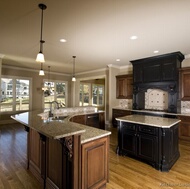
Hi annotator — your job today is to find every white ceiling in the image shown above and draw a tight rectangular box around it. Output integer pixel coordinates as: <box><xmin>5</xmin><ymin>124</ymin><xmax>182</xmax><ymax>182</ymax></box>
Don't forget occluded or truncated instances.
<box><xmin>1</xmin><ymin>0</ymin><xmax>190</xmax><ymax>74</ymax></box>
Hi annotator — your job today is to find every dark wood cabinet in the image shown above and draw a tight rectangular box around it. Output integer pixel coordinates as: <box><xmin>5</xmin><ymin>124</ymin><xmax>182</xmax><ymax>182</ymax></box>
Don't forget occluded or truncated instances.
<box><xmin>117</xmin><ymin>120</ymin><xmax>180</xmax><ymax>171</ymax></box>
<box><xmin>116</xmin><ymin>74</ymin><xmax>133</xmax><ymax>99</ymax></box>
<box><xmin>118</xmin><ymin>122</ymin><xmax>158</xmax><ymax>164</ymax></box>
<box><xmin>162</xmin><ymin>61</ymin><xmax>177</xmax><ymax>81</ymax></box>
<box><xmin>133</xmin><ymin>64</ymin><xmax>143</xmax><ymax>83</ymax></box>
<box><xmin>131</xmin><ymin>52</ymin><xmax>184</xmax><ymax>113</ymax></box>
<box><xmin>71</xmin><ymin>112</ymin><xmax>105</xmax><ymax>130</ymax></box>
<box><xmin>178</xmin><ymin>115</ymin><xmax>190</xmax><ymax>141</ymax></box>
<box><xmin>179</xmin><ymin>67</ymin><xmax>190</xmax><ymax>100</ymax></box>
<box><xmin>112</xmin><ymin>109</ymin><xmax>132</xmax><ymax>127</ymax></box>
<box><xmin>131</xmin><ymin>52</ymin><xmax>184</xmax><ymax>84</ymax></box>
<box><xmin>143</xmin><ymin>62</ymin><xmax>161</xmax><ymax>82</ymax></box>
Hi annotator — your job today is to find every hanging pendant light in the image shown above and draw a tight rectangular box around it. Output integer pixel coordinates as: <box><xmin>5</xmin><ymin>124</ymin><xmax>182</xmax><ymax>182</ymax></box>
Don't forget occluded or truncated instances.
<box><xmin>72</xmin><ymin>56</ymin><xmax>76</xmax><ymax>82</ymax></box>
<box><xmin>39</xmin><ymin>63</ymin><xmax>45</xmax><ymax>76</ymax></box>
<box><xmin>36</xmin><ymin>4</ymin><xmax>47</xmax><ymax>64</ymax></box>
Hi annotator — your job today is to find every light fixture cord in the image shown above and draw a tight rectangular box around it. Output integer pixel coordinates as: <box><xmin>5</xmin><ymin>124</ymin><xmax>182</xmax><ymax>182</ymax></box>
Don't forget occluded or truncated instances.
<box><xmin>40</xmin><ymin>7</ymin><xmax>44</xmax><ymax>53</ymax></box>
<box><xmin>73</xmin><ymin>56</ymin><xmax>76</xmax><ymax>77</ymax></box>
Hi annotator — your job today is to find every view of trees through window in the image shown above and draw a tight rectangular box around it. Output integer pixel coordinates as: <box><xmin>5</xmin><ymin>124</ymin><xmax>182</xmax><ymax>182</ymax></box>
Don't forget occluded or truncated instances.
<box><xmin>0</xmin><ymin>78</ymin><xmax>30</xmax><ymax>112</ymax></box>
<box><xmin>80</xmin><ymin>84</ymin><xmax>90</xmax><ymax>106</ymax></box>
<box><xmin>43</xmin><ymin>81</ymin><xmax>66</xmax><ymax>109</ymax></box>
<box><xmin>80</xmin><ymin>83</ymin><xmax>104</xmax><ymax>107</ymax></box>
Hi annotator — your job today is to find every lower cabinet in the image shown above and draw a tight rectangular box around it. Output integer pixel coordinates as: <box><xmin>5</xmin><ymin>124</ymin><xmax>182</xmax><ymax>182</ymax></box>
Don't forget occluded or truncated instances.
<box><xmin>178</xmin><ymin>115</ymin><xmax>190</xmax><ymax>141</ymax></box>
<box><xmin>112</xmin><ymin>109</ymin><xmax>132</xmax><ymax>127</ymax></box>
<box><xmin>117</xmin><ymin>121</ymin><xmax>179</xmax><ymax>171</ymax></box>
<box><xmin>81</xmin><ymin>136</ymin><xmax>109</xmax><ymax>189</ymax></box>
<box><xmin>27</xmin><ymin>129</ymin><xmax>109</xmax><ymax>189</ymax></box>
<box><xmin>71</xmin><ymin>112</ymin><xmax>105</xmax><ymax>130</ymax></box>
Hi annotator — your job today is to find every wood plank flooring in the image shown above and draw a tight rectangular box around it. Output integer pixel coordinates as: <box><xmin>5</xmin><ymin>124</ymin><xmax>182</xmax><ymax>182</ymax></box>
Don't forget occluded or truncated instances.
<box><xmin>0</xmin><ymin>123</ymin><xmax>190</xmax><ymax>189</ymax></box>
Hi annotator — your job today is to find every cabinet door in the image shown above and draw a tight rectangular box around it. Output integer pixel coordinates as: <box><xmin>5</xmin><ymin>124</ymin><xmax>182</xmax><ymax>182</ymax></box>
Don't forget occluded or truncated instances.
<box><xmin>116</xmin><ymin>75</ymin><xmax>133</xmax><ymax>99</ymax></box>
<box><xmin>133</xmin><ymin>64</ymin><xmax>143</xmax><ymax>84</ymax></box>
<box><xmin>180</xmin><ymin>68</ymin><xmax>190</xmax><ymax>100</ymax></box>
<box><xmin>162</xmin><ymin>62</ymin><xmax>176</xmax><ymax>81</ymax></box>
<box><xmin>143</xmin><ymin>62</ymin><xmax>161</xmax><ymax>82</ymax></box>
<box><xmin>137</xmin><ymin>134</ymin><xmax>158</xmax><ymax>162</ymax></box>
<box><xmin>81</xmin><ymin>136</ymin><xmax>109</xmax><ymax>189</ymax></box>
<box><xmin>112</xmin><ymin>109</ymin><xmax>131</xmax><ymax>127</ymax></box>
<box><xmin>178</xmin><ymin>115</ymin><xmax>190</xmax><ymax>140</ymax></box>
<box><xmin>120</xmin><ymin>124</ymin><xmax>137</xmax><ymax>155</ymax></box>
<box><xmin>71</xmin><ymin>115</ymin><xmax>86</xmax><ymax>125</ymax></box>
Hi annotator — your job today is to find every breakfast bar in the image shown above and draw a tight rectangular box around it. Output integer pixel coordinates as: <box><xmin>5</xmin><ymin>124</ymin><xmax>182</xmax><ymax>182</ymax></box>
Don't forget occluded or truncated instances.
<box><xmin>116</xmin><ymin>114</ymin><xmax>181</xmax><ymax>172</ymax></box>
<box><xmin>11</xmin><ymin>110</ymin><xmax>111</xmax><ymax>189</ymax></box>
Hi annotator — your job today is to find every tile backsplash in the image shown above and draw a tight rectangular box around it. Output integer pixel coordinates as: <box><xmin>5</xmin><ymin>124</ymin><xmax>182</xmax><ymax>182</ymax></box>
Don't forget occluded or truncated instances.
<box><xmin>145</xmin><ymin>89</ymin><xmax>168</xmax><ymax>110</ymax></box>
<box><xmin>119</xmin><ymin>99</ymin><xmax>133</xmax><ymax>109</ymax></box>
<box><xmin>181</xmin><ymin>101</ymin><xmax>190</xmax><ymax>113</ymax></box>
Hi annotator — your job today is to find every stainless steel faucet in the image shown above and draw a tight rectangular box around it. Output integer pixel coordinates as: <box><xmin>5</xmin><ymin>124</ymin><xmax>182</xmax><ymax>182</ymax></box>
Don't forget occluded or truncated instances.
<box><xmin>49</xmin><ymin>101</ymin><xmax>60</xmax><ymax>117</ymax></box>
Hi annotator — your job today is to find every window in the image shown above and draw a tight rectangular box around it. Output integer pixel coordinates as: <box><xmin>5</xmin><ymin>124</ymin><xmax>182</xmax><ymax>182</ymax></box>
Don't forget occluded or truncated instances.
<box><xmin>80</xmin><ymin>83</ymin><xmax>104</xmax><ymax>107</ymax></box>
<box><xmin>92</xmin><ymin>84</ymin><xmax>104</xmax><ymax>106</ymax></box>
<box><xmin>0</xmin><ymin>77</ymin><xmax>31</xmax><ymax>112</ymax></box>
<box><xmin>80</xmin><ymin>83</ymin><xmax>90</xmax><ymax>106</ymax></box>
<box><xmin>43</xmin><ymin>81</ymin><xmax>67</xmax><ymax>109</ymax></box>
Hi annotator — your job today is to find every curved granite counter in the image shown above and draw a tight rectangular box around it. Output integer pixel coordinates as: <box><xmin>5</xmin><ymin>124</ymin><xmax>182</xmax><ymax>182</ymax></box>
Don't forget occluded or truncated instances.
<box><xmin>11</xmin><ymin>110</ymin><xmax>111</xmax><ymax>189</ymax></box>
<box><xmin>11</xmin><ymin>110</ymin><xmax>111</xmax><ymax>143</ymax></box>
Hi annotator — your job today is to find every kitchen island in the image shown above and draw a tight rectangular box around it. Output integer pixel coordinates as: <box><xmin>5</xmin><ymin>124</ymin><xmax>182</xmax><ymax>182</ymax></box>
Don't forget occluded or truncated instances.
<box><xmin>116</xmin><ymin>114</ymin><xmax>180</xmax><ymax>172</ymax></box>
<box><xmin>11</xmin><ymin>109</ymin><xmax>111</xmax><ymax>189</ymax></box>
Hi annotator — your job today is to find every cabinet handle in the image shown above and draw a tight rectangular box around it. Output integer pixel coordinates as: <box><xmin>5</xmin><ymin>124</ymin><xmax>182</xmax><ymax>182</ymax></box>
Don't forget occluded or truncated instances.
<box><xmin>87</xmin><ymin>115</ymin><xmax>98</xmax><ymax>119</ymax></box>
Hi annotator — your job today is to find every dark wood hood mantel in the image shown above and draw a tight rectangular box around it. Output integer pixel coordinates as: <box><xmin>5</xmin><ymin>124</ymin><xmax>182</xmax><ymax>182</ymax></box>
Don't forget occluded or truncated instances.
<box><xmin>130</xmin><ymin>51</ymin><xmax>184</xmax><ymax>113</ymax></box>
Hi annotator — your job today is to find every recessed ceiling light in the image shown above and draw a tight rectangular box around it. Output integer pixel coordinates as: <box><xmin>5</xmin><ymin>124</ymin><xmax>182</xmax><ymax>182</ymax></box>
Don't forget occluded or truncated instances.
<box><xmin>60</xmin><ymin>39</ymin><xmax>67</xmax><ymax>43</ymax></box>
<box><xmin>154</xmin><ymin>50</ymin><xmax>159</xmax><ymax>53</ymax></box>
<box><xmin>116</xmin><ymin>59</ymin><xmax>120</xmax><ymax>62</ymax></box>
<box><xmin>130</xmin><ymin>36</ymin><xmax>138</xmax><ymax>40</ymax></box>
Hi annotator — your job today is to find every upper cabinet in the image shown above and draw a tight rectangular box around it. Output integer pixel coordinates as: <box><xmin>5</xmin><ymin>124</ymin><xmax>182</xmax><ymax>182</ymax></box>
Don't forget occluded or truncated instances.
<box><xmin>116</xmin><ymin>74</ymin><xmax>133</xmax><ymax>99</ymax></box>
<box><xmin>179</xmin><ymin>67</ymin><xmax>190</xmax><ymax>101</ymax></box>
<box><xmin>131</xmin><ymin>52</ymin><xmax>184</xmax><ymax>84</ymax></box>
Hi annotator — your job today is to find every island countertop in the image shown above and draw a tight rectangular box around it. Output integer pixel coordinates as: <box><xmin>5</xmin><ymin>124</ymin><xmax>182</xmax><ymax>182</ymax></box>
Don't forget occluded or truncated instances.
<box><xmin>11</xmin><ymin>110</ymin><xmax>111</xmax><ymax>144</ymax></box>
<box><xmin>116</xmin><ymin>114</ymin><xmax>181</xmax><ymax>128</ymax></box>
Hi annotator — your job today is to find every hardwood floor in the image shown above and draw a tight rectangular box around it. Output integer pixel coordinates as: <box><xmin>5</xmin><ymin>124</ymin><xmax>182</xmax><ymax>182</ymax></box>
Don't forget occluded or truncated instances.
<box><xmin>0</xmin><ymin>123</ymin><xmax>190</xmax><ymax>189</ymax></box>
<box><xmin>0</xmin><ymin>124</ymin><xmax>42</xmax><ymax>189</ymax></box>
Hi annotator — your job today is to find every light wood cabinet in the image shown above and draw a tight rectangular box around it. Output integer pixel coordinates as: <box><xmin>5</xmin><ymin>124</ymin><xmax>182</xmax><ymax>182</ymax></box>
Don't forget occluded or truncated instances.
<box><xmin>178</xmin><ymin>115</ymin><xmax>190</xmax><ymax>141</ymax></box>
<box><xmin>81</xmin><ymin>136</ymin><xmax>109</xmax><ymax>189</ymax></box>
<box><xmin>179</xmin><ymin>67</ymin><xmax>190</xmax><ymax>100</ymax></box>
<box><xmin>116</xmin><ymin>74</ymin><xmax>133</xmax><ymax>99</ymax></box>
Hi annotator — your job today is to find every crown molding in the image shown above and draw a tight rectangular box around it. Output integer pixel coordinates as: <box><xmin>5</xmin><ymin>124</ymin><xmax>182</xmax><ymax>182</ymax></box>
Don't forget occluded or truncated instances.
<box><xmin>2</xmin><ymin>65</ymin><xmax>70</xmax><ymax>76</ymax></box>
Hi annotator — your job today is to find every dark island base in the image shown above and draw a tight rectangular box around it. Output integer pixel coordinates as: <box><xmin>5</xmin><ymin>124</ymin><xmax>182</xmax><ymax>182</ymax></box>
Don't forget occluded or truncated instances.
<box><xmin>116</xmin><ymin>147</ymin><xmax>180</xmax><ymax>172</ymax></box>
<box><xmin>116</xmin><ymin>121</ymin><xmax>180</xmax><ymax>172</ymax></box>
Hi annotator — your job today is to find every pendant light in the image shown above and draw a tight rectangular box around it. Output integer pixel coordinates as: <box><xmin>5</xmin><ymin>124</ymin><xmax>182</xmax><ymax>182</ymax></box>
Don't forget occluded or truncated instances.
<box><xmin>72</xmin><ymin>56</ymin><xmax>76</xmax><ymax>82</ymax></box>
<box><xmin>39</xmin><ymin>63</ymin><xmax>45</xmax><ymax>76</ymax></box>
<box><xmin>36</xmin><ymin>3</ymin><xmax>47</xmax><ymax>76</ymax></box>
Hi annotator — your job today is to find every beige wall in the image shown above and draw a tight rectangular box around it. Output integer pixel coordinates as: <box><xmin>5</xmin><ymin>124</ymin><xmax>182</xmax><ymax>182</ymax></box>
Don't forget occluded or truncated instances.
<box><xmin>1</xmin><ymin>66</ymin><xmax>71</xmax><ymax>112</ymax></box>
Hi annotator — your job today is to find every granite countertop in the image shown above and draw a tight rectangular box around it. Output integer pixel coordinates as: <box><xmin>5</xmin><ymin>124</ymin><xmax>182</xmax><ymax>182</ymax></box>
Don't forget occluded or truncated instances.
<box><xmin>113</xmin><ymin>106</ymin><xmax>190</xmax><ymax>117</ymax></box>
<box><xmin>11</xmin><ymin>110</ymin><xmax>111</xmax><ymax>144</ymax></box>
<box><xmin>116</xmin><ymin>114</ymin><xmax>181</xmax><ymax>128</ymax></box>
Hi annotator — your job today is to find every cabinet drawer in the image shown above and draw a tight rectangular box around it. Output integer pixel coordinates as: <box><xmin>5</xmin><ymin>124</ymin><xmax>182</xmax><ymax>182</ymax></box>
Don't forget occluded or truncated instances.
<box><xmin>121</xmin><ymin>122</ymin><xmax>136</xmax><ymax>131</ymax></box>
<box><xmin>138</xmin><ymin>125</ymin><xmax>158</xmax><ymax>135</ymax></box>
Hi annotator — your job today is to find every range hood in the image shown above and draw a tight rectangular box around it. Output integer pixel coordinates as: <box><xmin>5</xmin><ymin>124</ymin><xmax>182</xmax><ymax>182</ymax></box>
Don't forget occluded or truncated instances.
<box><xmin>130</xmin><ymin>52</ymin><xmax>184</xmax><ymax>113</ymax></box>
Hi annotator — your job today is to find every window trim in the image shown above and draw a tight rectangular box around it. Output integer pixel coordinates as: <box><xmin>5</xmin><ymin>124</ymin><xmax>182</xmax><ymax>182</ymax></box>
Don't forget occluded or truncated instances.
<box><xmin>1</xmin><ymin>75</ymin><xmax>32</xmax><ymax>113</ymax></box>
<box><xmin>42</xmin><ymin>79</ymin><xmax>68</xmax><ymax>109</ymax></box>
<box><xmin>92</xmin><ymin>84</ymin><xmax>104</xmax><ymax>107</ymax></box>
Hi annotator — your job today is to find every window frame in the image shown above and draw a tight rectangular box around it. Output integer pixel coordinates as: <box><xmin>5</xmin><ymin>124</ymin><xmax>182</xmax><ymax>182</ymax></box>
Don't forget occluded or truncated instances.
<box><xmin>1</xmin><ymin>75</ymin><xmax>32</xmax><ymax>113</ymax></box>
<box><xmin>42</xmin><ymin>79</ymin><xmax>68</xmax><ymax>109</ymax></box>
<box><xmin>92</xmin><ymin>84</ymin><xmax>104</xmax><ymax>107</ymax></box>
<box><xmin>80</xmin><ymin>83</ymin><xmax>91</xmax><ymax>106</ymax></box>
